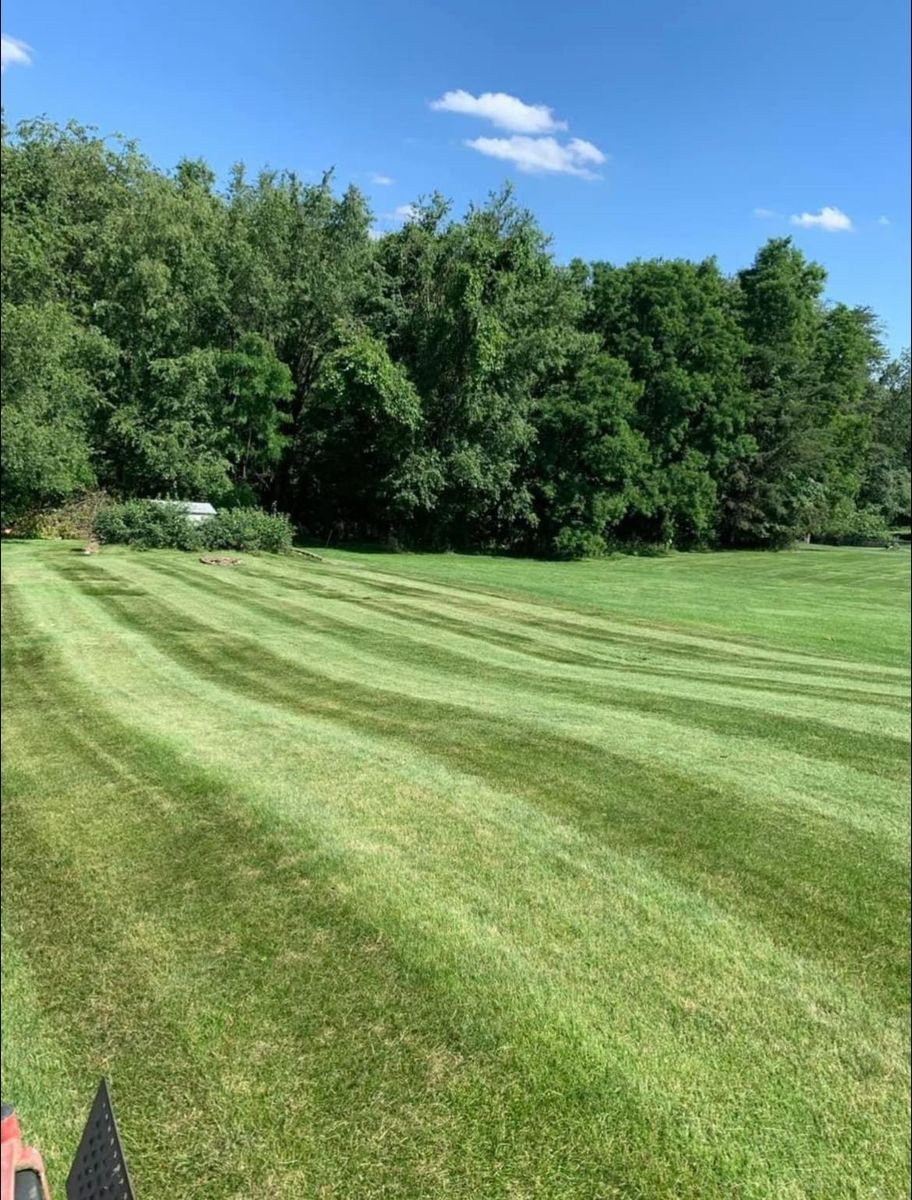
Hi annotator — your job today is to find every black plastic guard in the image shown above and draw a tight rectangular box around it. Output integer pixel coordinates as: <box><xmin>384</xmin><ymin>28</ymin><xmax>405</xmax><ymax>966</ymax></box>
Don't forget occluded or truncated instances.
<box><xmin>65</xmin><ymin>1079</ymin><xmax>134</xmax><ymax>1200</ymax></box>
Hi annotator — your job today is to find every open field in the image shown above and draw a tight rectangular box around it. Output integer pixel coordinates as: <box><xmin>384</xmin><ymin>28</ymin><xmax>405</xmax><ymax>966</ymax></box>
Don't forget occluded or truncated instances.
<box><xmin>2</xmin><ymin>540</ymin><xmax>910</xmax><ymax>1199</ymax></box>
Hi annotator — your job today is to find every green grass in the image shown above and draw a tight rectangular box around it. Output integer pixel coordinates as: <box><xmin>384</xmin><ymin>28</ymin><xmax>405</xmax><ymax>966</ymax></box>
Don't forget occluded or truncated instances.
<box><xmin>2</xmin><ymin>540</ymin><xmax>909</xmax><ymax>1199</ymax></box>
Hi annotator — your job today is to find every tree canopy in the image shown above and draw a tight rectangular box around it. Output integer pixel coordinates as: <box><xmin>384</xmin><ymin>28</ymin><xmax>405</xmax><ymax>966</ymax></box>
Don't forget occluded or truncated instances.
<box><xmin>2</xmin><ymin>116</ymin><xmax>908</xmax><ymax>552</ymax></box>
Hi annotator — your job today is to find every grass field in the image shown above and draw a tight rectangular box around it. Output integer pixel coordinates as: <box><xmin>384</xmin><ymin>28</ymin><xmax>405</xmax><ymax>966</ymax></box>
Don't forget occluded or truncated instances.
<box><xmin>2</xmin><ymin>539</ymin><xmax>909</xmax><ymax>1199</ymax></box>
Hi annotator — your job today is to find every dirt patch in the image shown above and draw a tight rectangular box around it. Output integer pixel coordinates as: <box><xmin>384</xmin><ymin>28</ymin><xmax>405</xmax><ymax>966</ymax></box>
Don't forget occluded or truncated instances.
<box><xmin>200</xmin><ymin>556</ymin><xmax>242</xmax><ymax>567</ymax></box>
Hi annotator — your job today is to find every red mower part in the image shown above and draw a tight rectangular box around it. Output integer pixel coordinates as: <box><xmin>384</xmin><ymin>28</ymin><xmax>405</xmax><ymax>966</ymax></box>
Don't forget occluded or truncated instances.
<box><xmin>1</xmin><ymin>1104</ymin><xmax>52</xmax><ymax>1200</ymax></box>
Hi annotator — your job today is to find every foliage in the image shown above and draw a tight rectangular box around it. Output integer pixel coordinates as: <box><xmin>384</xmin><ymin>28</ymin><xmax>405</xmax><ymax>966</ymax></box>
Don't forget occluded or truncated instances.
<box><xmin>588</xmin><ymin>257</ymin><xmax>749</xmax><ymax>547</ymax></box>
<box><xmin>717</xmin><ymin>242</ymin><xmax>887</xmax><ymax>547</ymax></box>
<box><xmin>298</xmin><ymin>330</ymin><xmax>422</xmax><ymax>534</ymax></box>
<box><xmin>810</xmin><ymin>500</ymin><xmax>894</xmax><ymax>546</ymax></box>
<box><xmin>93</xmin><ymin>500</ymin><xmax>202</xmax><ymax>550</ymax></box>
<box><xmin>199</xmin><ymin>507</ymin><xmax>293</xmax><ymax>553</ymax></box>
<box><xmin>859</xmin><ymin>350</ymin><xmax>911</xmax><ymax>523</ymax></box>
<box><xmin>23</xmin><ymin>491</ymin><xmax>112</xmax><ymax>540</ymax></box>
<box><xmin>0</xmin><ymin>302</ymin><xmax>115</xmax><ymax>523</ymax></box>
<box><xmin>105</xmin><ymin>348</ymin><xmax>234</xmax><ymax>501</ymax></box>
<box><xmin>551</xmin><ymin>527</ymin><xmax>610</xmax><ymax>560</ymax></box>
<box><xmin>216</xmin><ymin>333</ymin><xmax>293</xmax><ymax>485</ymax></box>
<box><xmin>374</xmin><ymin>188</ymin><xmax>588</xmax><ymax>548</ymax></box>
<box><xmin>92</xmin><ymin>499</ymin><xmax>293</xmax><ymax>553</ymax></box>
<box><xmin>1</xmin><ymin>116</ymin><xmax>907</xmax><ymax>555</ymax></box>
<box><xmin>530</xmin><ymin>352</ymin><xmax>649</xmax><ymax>557</ymax></box>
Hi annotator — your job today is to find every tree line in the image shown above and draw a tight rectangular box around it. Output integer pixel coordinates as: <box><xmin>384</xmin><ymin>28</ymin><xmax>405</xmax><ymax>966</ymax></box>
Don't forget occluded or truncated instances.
<box><xmin>2</xmin><ymin>116</ymin><xmax>909</xmax><ymax>554</ymax></box>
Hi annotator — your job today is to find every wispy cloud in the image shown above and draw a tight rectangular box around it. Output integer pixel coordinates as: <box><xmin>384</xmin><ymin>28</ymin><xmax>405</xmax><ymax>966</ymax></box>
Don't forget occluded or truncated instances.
<box><xmin>878</xmin><ymin>215</ymin><xmax>891</xmax><ymax>226</ymax></box>
<box><xmin>372</xmin><ymin>204</ymin><xmax>420</xmax><ymax>236</ymax></box>
<box><xmin>465</xmin><ymin>135</ymin><xmax>606</xmax><ymax>179</ymax></box>
<box><xmin>369</xmin><ymin>172</ymin><xmax>394</xmax><ymax>186</ymax></box>
<box><xmin>789</xmin><ymin>206</ymin><xmax>853</xmax><ymax>233</ymax></box>
<box><xmin>430</xmin><ymin>89</ymin><xmax>566</xmax><ymax>134</ymax></box>
<box><xmin>1</xmin><ymin>33</ymin><xmax>31</xmax><ymax>71</ymax></box>
<box><xmin>392</xmin><ymin>204</ymin><xmax>419</xmax><ymax>221</ymax></box>
<box><xmin>753</xmin><ymin>207</ymin><xmax>780</xmax><ymax>219</ymax></box>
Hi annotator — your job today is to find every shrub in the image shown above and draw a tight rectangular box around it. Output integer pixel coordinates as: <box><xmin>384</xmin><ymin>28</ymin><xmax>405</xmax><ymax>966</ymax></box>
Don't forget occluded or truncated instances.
<box><xmin>31</xmin><ymin>491</ymin><xmax>112</xmax><ymax>540</ymax></box>
<box><xmin>93</xmin><ymin>501</ymin><xmax>201</xmax><ymax>550</ymax></box>
<box><xmin>812</xmin><ymin>502</ymin><xmax>894</xmax><ymax>547</ymax></box>
<box><xmin>199</xmin><ymin>508</ymin><xmax>293</xmax><ymax>553</ymax></box>
<box><xmin>92</xmin><ymin>501</ymin><xmax>293</xmax><ymax>553</ymax></box>
<box><xmin>622</xmin><ymin>539</ymin><xmax>672</xmax><ymax>557</ymax></box>
<box><xmin>552</xmin><ymin>528</ymin><xmax>608</xmax><ymax>560</ymax></box>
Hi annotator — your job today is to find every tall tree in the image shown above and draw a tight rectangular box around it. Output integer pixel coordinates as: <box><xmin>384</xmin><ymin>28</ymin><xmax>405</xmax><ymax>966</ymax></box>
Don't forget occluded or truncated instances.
<box><xmin>378</xmin><ymin>187</ymin><xmax>593</xmax><ymax>548</ymax></box>
<box><xmin>589</xmin><ymin>257</ymin><xmax>749</xmax><ymax>546</ymax></box>
<box><xmin>1</xmin><ymin>302</ymin><xmax>115</xmax><ymax>521</ymax></box>
<box><xmin>860</xmin><ymin>349</ymin><xmax>912</xmax><ymax>524</ymax></box>
<box><xmin>530</xmin><ymin>352</ymin><xmax>650</xmax><ymax>557</ymax></box>
<box><xmin>217</xmin><ymin>333</ymin><xmax>293</xmax><ymax>495</ymax></box>
<box><xmin>222</xmin><ymin>169</ymin><xmax>378</xmax><ymax>512</ymax></box>
<box><xmin>298</xmin><ymin>331</ymin><xmax>423</xmax><ymax>537</ymax></box>
<box><xmin>722</xmin><ymin>238</ymin><xmax>827</xmax><ymax>545</ymax></box>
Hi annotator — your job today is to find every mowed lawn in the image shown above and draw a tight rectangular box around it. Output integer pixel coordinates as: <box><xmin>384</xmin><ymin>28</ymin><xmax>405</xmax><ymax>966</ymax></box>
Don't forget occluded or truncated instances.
<box><xmin>1</xmin><ymin>540</ymin><xmax>909</xmax><ymax>1200</ymax></box>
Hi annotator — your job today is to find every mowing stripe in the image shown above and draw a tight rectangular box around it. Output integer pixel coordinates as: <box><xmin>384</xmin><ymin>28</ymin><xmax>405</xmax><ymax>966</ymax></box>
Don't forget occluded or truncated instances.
<box><xmin>25</xmin><ymin>551</ymin><xmax>912</xmax><ymax>999</ymax></box>
<box><xmin>3</xmin><ymin>542</ymin><xmax>909</xmax><ymax>1200</ymax></box>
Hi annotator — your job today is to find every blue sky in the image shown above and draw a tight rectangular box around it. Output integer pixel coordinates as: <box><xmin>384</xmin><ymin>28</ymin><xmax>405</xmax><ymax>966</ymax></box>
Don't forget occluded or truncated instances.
<box><xmin>2</xmin><ymin>0</ymin><xmax>909</xmax><ymax>350</ymax></box>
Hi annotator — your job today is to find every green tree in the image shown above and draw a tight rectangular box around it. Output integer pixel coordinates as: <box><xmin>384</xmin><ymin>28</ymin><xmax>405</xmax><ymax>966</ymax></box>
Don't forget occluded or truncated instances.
<box><xmin>299</xmin><ymin>331</ymin><xmax>422</xmax><ymax>536</ymax></box>
<box><xmin>105</xmin><ymin>348</ymin><xmax>231</xmax><ymax>499</ymax></box>
<box><xmin>1</xmin><ymin>117</ymin><xmax>147</xmax><ymax>313</ymax></box>
<box><xmin>589</xmin><ymin>257</ymin><xmax>749</xmax><ymax>546</ymax></box>
<box><xmin>217</xmin><ymin>333</ymin><xmax>293</xmax><ymax>490</ymax></box>
<box><xmin>531</xmin><ymin>353</ymin><xmax>650</xmax><ymax>557</ymax></box>
<box><xmin>860</xmin><ymin>350</ymin><xmax>911</xmax><ymax>524</ymax></box>
<box><xmin>1</xmin><ymin>302</ymin><xmax>115</xmax><ymax>521</ymax></box>
<box><xmin>222</xmin><ymin>169</ymin><xmax>378</xmax><ymax>514</ymax></box>
<box><xmin>378</xmin><ymin>187</ymin><xmax>592</xmax><ymax>548</ymax></box>
<box><xmin>722</xmin><ymin>238</ymin><xmax>827</xmax><ymax>545</ymax></box>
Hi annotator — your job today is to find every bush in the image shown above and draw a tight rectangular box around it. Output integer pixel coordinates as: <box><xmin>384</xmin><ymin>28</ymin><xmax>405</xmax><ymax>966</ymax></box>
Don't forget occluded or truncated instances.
<box><xmin>552</xmin><ymin>528</ymin><xmax>608</xmax><ymax>560</ymax></box>
<box><xmin>28</xmin><ymin>491</ymin><xmax>112</xmax><ymax>540</ymax></box>
<box><xmin>92</xmin><ymin>501</ymin><xmax>293</xmax><ymax>553</ymax></box>
<box><xmin>812</xmin><ymin>503</ymin><xmax>894</xmax><ymax>547</ymax></box>
<box><xmin>623</xmin><ymin>539</ymin><xmax>672</xmax><ymax>557</ymax></box>
<box><xmin>200</xmin><ymin>508</ymin><xmax>293</xmax><ymax>553</ymax></box>
<box><xmin>93</xmin><ymin>501</ymin><xmax>201</xmax><ymax>550</ymax></box>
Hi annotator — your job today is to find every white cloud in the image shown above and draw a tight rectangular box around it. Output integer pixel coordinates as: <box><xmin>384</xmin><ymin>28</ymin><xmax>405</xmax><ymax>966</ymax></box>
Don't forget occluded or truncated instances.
<box><xmin>371</xmin><ymin>204</ymin><xmax>421</xmax><ymax>236</ymax></box>
<box><xmin>878</xmin><ymin>215</ymin><xmax>891</xmax><ymax>226</ymax></box>
<box><xmin>373</xmin><ymin>205</ymin><xmax>420</xmax><ymax>234</ymax></box>
<box><xmin>392</xmin><ymin>204</ymin><xmax>419</xmax><ymax>221</ymax></box>
<box><xmin>431</xmin><ymin>88</ymin><xmax>604</xmax><ymax>181</ymax></box>
<box><xmin>566</xmin><ymin>137</ymin><xmax>605</xmax><ymax>166</ymax></box>
<box><xmin>465</xmin><ymin>134</ymin><xmax>606</xmax><ymax>179</ymax></box>
<box><xmin>789</xmin><ymin>206</ymin><xmax>853</xmax><ymax>233</ymax></box>
<box><xmin>430</xmin><ymin>89</ymin><xmax>567</xmax><ymax>134</ymax></box>
<box><xmin>1</xmin><ymin>34</ymin><xmax>32</xmax><ymax>71</ymax></box>
<box><xmin>369</xmin><ymin>172</ymin><xmax>394</xmax><ymax>186</ymax></box>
